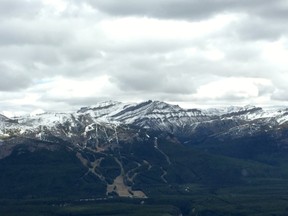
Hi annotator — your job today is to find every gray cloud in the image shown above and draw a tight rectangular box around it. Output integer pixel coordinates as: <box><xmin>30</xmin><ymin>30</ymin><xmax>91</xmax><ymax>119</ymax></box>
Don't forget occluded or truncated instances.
<box><xmin>0</xmin><ymin>0</ymin><xmax>43</xmax><ymax>19</ymax></box>
<box><xmin>86</xmin><ymin>0</ymin><xmax>288</xmax><ymax>43</ymax></box>
<box><xmin>87</xmin><ymin>0</ymin><xmax>229</xmax><ymax>19</ymax></box>
<box><xmin>86</xmin><ymin>0</ymin><xmax>285</xmax><ymax>20</ymax></box>
<box><xmin>0</xmin><ymin>64</ymin><xmax>32</xmax><ymax>91</ymax></box>
<box><xmin>0</xmin><ymin>19</ymin><xmax>71</xmax><ymax>46</ymax></box>
<box><xmin>229</xmin><ymin>16</ymin><xmax>288</xmax><ymax>42</ymax></box>
<box><xmin>257</xmin><ymin>84</ymin><xmax>275</xmax><ymax>97</ymax></box>
<box><xmin>255</xmin><ymin>2</ymin><xmax>288</xmax><ymax>21</ymax></box>
<box><xmin>105</xmin><ymin>52</ymin><xmax>197</xmax><ymax>95</ymax></box>
<box><xmin>271</xmin><ymin>90</ymin><xmax>288</xmax><ymax>101</ymax></box>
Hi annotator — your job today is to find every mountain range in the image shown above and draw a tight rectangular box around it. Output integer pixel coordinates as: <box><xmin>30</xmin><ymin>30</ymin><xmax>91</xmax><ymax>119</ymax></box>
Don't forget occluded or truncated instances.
<box><xmin>1</xmin><ymin>100</ymin><xmax>288</xmax><ymax>215</ymax></box>
<box><xmin>2</xmin><ymin>100</ymin><xmax>288</xmax><ymax>141</ymax></box>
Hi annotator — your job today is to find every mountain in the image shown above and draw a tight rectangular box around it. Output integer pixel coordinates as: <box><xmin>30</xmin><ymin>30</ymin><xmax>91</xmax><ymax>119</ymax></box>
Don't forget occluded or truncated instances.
<box><xmin>1</xmin><ymin>100</ymin><xmax>288</xmax><ymax>162</ymax></box>
<box><xmin>3</xmin><ymin>100</ymin><xmax>288</xmax><ymax>141</ymax></box>
<box><xmin>1</xmin><ymin>101</ymin><xmax>288</xmax><ymax>215</ymax></box>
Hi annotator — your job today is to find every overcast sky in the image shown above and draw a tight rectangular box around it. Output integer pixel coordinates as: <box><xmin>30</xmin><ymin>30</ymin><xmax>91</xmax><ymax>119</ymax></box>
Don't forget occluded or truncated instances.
<box><xmin>1</xmin><ymin>0</ymin><xmax>288</xmax><ymax>116</ymax></box>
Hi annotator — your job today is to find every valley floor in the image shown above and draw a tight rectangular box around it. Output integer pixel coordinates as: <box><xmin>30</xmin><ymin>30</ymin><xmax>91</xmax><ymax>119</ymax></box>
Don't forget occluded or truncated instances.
<box><xmin>2</xmin><ymin>180</ymin><xmax>288</xmax><ymax>216</ymax></box>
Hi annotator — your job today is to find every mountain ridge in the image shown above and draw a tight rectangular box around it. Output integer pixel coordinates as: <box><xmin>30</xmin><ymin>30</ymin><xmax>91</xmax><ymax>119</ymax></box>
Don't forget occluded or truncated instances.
<box><xmin>1</xmin><ymin>100</ymin><xmax>288</xmax><ymax>141</ymax></box>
